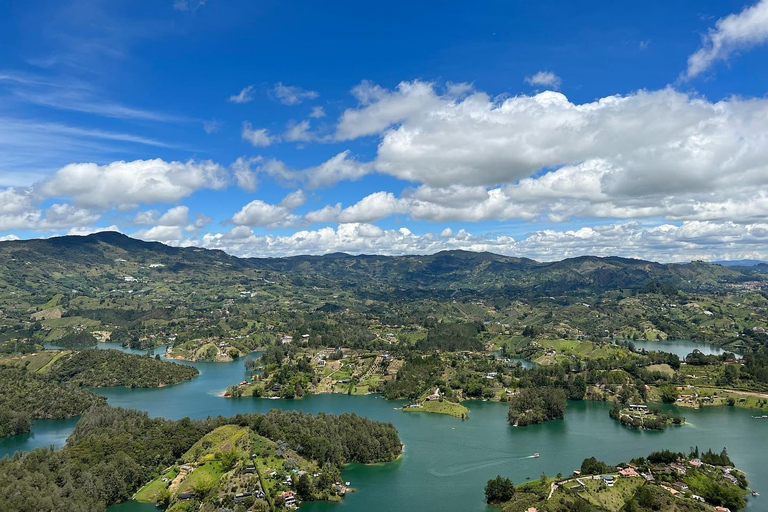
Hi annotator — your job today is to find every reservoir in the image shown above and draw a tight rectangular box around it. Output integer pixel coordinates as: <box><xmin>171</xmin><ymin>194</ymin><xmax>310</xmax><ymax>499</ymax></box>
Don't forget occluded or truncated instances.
<box><xmin>2</xmin><ymin>347</ymin><xmax>764</xmax><ymax>511</ymax></box>
<box><xmin>615</xmin><ymin>338</ymin><xmax>741</xmax><ymax>359</ymax></box>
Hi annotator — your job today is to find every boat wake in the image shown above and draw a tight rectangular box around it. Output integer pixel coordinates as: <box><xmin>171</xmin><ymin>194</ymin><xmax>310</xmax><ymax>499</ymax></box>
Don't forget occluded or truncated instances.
<box><xmin>429</xmin><ymin>454</ymin><xmax>536</xmax><ymax>477</ymax></box>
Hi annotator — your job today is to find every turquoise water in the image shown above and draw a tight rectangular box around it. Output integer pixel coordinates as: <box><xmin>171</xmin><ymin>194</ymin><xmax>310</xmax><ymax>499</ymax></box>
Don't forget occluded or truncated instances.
<box><xmin>2</xmin><ymin>347</ymin><xmax>764</xmax><ymax>511</ymax></box>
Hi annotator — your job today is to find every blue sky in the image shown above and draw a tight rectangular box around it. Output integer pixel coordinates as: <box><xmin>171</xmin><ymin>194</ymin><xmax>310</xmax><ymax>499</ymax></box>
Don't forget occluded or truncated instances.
<box><xmin>2</xmin><ymin>0</ymin><xmax>768</xmax><ymax>261</ymax></box>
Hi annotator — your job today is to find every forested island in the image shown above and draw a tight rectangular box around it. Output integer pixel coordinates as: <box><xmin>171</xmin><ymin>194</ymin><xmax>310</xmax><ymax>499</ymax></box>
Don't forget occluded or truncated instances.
<box><xmin>486</xmin><ymin>448</ymin><xmax>750</xmax><ymax>512</ymax></box>
<box><xmin>0</xmin><ymin>405</ymin><xmax>402</xmax><ymax>511</ymax></box>
<box><xmin>0</xmin><ymin>349</ymin><xmax>199</xmax><ymax>437</ymax></box>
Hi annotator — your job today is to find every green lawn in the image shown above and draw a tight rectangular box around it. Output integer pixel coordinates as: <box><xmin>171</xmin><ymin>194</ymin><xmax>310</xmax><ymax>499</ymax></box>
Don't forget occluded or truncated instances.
<box><xmin>135</xmin><ymin>467</ymin><xmax>178</xmax><ymax>503</ymax></box>
<box><xmin>403</xmin><ymin>400</ymin><xmax>469</xmax><ymax>418</ymax></box>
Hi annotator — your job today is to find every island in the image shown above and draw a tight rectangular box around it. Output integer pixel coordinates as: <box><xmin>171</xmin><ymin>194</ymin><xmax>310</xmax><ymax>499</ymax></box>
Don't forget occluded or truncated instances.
<box><xmin>0</xmin><ymin>348</ymin><xmax>199</xmax><ymax>437</ymax></box>
<box><xmin>487</xmin><ymin>448</ymin><xmax>750</xmax><ymax>512</ymax></box>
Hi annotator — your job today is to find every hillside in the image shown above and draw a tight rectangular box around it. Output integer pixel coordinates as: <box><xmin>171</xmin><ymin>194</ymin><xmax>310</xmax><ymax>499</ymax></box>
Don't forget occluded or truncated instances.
<box><xmin>0</xmin><ymin>232</ymin><xmax>766</xmax><ymax>356</ymax></box>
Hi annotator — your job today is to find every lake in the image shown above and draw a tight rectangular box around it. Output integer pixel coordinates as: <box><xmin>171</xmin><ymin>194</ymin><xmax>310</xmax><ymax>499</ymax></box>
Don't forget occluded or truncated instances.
<box><xmin>615</xmin><ymin>338</ymin><xmax>741</xmax><ymax>359</ymax></box>
<box><xmin>2</xmin><ymin>345</ymin><xmax>764</xmax><ymax>511</ymax></box>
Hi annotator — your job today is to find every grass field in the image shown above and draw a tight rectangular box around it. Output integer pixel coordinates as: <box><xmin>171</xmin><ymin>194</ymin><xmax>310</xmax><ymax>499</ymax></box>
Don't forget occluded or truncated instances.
<box><xmin>403</xmin><ymin>400</ymin><xmax>469</xmax><ymax>418</ymax></box>
<box><xmin>135</xmin><ymin>467</ymin><xmax>178</xmax><ymax>503</ymax></box>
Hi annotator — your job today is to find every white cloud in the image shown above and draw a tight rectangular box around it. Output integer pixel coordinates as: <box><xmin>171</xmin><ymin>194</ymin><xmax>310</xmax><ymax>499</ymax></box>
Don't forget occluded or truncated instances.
<box><xmin>157</xmin><ymin>206</ymin><xmax>190</xmax><ymax>226</ymax></box>
<box><xmin>173</xmin><ymin>0</ymin><xmax>207</xmax><ymax>12</ymax></box>
<box><xmin>231</xmin><ymin>156</ymin><xmax>262</xmax><ymax>192</ymax></box>
<box><xmin>284</xmin><ymin>120</ymin><xmax>316</xmax><ymax>142</ymax></box>
<box><xmin>230</xmin><ymin>200</ymin><xmax>298</xmax><ymax>228</ymax></box>
<box><xmin>66</xmin><ymin>225</ymin><xmax>120</xmax><ymax>237</ymax></box>
<box><xmin>309</xmin><ymin>106</ymin><xmax>326</xmax><ymax>118</ymax></box>
<box><xmin>0</xmin><ymin>234</ymin><xmax>19</xmax><ymax>242</ymax></box>
<box><xmin>133</xmin><ymin>210</ymin><xmax>158</xmax><ymax>225</ymax></box>
<box><xmin>39</xmin><ymin>204</ymin><xmax>100</xmax><ymax>229</ymax></box>
<box><xmin>525</xmin><ymin>71</ymin><xmax>562</xmax><ymax>89</ymax></box>
<box><xmin>334</xmin><ymin>82</ymin><xmax>768</xmax><ymax>221</ymax></box>
<box><xmin>38</xmin><ymin>158</ymin><xmax>228</xmax><ymax>209</ymax></box>
<box><xmin>198</xmin><ymin>220</ymin><xmax>768</xmax><ymax>262</ymax></box>
<box><xmin>242</xmin><ymin>122</ymin><xmax>276</xmax><ymax>147</ymax></box>
<box><xmin>229</xmin><ymin>85</ymin><xmax>255</xmax><ymax>104</ymax></box>
<box><xmin>337</xmin><ymin>80</ymin><xmax>439</xmax><ymax>140</ymax></box>
<box><xmin>203</xmin><ymin>120</ymin><xmax>221</xmax><ymax>133</ymax></box>
<box><xmin>686</xmin><ymin>0</ymin><xmax>768</xmax><ymax>78</ymax></box>
<box><xmin>272</xmin><ymin>82</ymin><xmax>319</xmax><ymax>106</ymax></box>
<box><xmin>279</xmin><ymin>189</ymin><xmax>307</xmax><ymax>209</ymax></box>
<box><xmin>134</xmin><ymin>225</ymin><xmax>186</xmax><ymax>243</ymax></box>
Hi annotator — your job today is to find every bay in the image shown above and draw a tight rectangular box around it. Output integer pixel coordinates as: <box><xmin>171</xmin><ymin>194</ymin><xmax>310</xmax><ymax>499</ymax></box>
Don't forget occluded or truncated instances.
<box><xmin>2</xmin><ymin>347</ymin><xmax>764</xmax><ymax>511</ymax></box>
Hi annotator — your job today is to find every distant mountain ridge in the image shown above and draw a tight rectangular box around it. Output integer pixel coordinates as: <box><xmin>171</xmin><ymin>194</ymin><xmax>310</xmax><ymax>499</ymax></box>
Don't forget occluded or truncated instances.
<box><xmin>0</xmin><ymin>232</ymin><xmax>760</xmax><ymax>301</ymax></box>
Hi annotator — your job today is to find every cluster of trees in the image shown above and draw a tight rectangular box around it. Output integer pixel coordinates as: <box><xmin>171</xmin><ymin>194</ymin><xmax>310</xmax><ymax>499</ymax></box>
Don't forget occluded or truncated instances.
<box><xmin>53</xmin><ymin>330</ymin><xmax>98</xmax><ymax>348</ymax></box>
<box><xmin>507</xmin><ymin>387</ymin><xmax>567</xmax><ymax>426</ymax></box>
<box><xmin>381</xmin><ymin>355</ymin><xmax>444</xmax><ymax>400</ymax></box>
<box><xmin>47</xmin><ymin>349</ymin><xmax>199</xmax><ymax>388</ymax></box>
<box><xmin>609</xmin><ymin>402</ymin><xmax>683</xmax><ymax>430</ymax></box>
<box><xmin>0</xmin><ymin>404</ymin><xmax>402</xmax><ymax>511</ymax></box>
<box><xmin>250</xmin><ymin>409</ymin><xmax>402</xmax><ymax>466</ymax></box>
<box><xmin>0</xmin><ymin>368</ymin><xmax>105</xmax><ymax>437</ymax></box>
<box><xmin>484</xmin><ymin>475</ymin><xmax>515</xmax><ymax>503</ymax></box>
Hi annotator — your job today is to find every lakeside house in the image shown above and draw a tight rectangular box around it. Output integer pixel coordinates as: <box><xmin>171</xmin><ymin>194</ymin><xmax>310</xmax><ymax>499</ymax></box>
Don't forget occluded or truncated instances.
<box><xmin>619</xmin><ymin>467</ymin><xmax>639</xmax><ymax>477</ymax></box>
<box><xmin>426</xmin><ymin>387</ymin><xmax>441</xmax><ymax>401</ymax></box>
<box><xmin>628</xmin><ymin>404</ymin><xmax>648</xmax><ymax>412</ymax></box>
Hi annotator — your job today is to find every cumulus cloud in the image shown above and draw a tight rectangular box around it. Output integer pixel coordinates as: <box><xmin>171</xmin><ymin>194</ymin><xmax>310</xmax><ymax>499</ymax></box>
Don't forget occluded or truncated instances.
<box><xmin>39</xmin><ymin>204</ymin><xmax>100</xmax><ymax>229</ymax></box>
<box><xmin>242</xmin><ymin>122</ymin><xmax>276</xmax><ymax>147</ymax></box>
<box><xmin>38</xmin><ymin>158</ymin><xmax>228</xmax><ymax>209</ymax></box>
<box><xmin>234</xmin><ymin>151</ymin><xmax>371</xmax><ymax>189</ymax></box>
<box><xmin>309</xmin><ymin>106</ymin><xmax>326</xmax><ymax>118</ymax></box>
<box><xmin>230</xmin><ymin>200</ymin><xmax>298</xmax><ymax>228</ymax></box>
<box><xmin>686</xmin><ymin>0</ymin><xmax>768</xmax><ymax>78</ymax></box>
<box><xmin>231</xmin><ymin>156</ymin><xmax>261</xmax><ymax>192</ymax></box>
<box><xmin>284</xmin><ymin>120</ymin><xmax>316</xmax><ymax>142</ymax></box>
<box><xmin>331</xmin><ymin>82</ymin><xmax>768</xmax><ymax>223</ymax></box>
<box><xmin>279</xmin><ymin>189</ymin><xmax>307</xmax><ymax>209</ymax></box>
<box><xmin>157</xmin><ymin>206</ymin><xmax>190</xmax><ymax>226</ymax></box>
<box><xmin>525</xmin><ymin>71</ymin><xmax>562</xmax><ymax>89</ymax></box>
<box><xmin>229</xmin><ymin>85</ymin><xmax>255</xmax><ymax>104</ymax></box>
<box><xmin>272</xmin><ymin>82</ymin><xmax>319</xmax><ymax>106</ymax></box>
<box><xmin>0</xmin><ymin>234</ymin><xmax>19</xmax><ymax>242</ymax></box>
<box><xmin>198</xmin><ymin>220</ymin><xmax>768</xmax><ymax>262</ymax></box>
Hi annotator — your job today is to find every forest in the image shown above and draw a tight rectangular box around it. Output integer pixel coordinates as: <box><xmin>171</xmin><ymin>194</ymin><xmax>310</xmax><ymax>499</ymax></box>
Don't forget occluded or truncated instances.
<box><xmin>0</xmin><ymin>405</ymin><xmax>402</xmax><ymax>511</ymax></box>
<box><xmin>0</xmin><ymin>349</ymin><xmax>198</xmax><ymax>437</ymax></box>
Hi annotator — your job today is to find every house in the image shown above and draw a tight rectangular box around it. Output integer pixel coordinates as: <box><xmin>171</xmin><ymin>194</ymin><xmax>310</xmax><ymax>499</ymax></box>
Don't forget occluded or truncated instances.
<box><xmin>178</xmin><ymin>492</ymin><xmax>196</xmax><ymax>501</ymax></box>
<box><xmin>426</xmin><ymin>387</ymin><xmax>441</xmax><ymax>401</ymax></box>
<box><xmin>619</xmin><ymin>467</ymin><xmax>639</xmax><ymax>477</ymax></box>
<box><xmin>318</xmin><ymin>359</ymin><xmax>326</xmax><ymax>368</ymax></box>
<box><xmin>674</xmin><ymin>482</ymin><xmax>689</xmax><ymax>491</ymax></box>
<box><xmin>628</xmin><ymin>404</ymin><xmax>648</xmax><ymax>412</ymax></box>
<box><xmin>669</xmin><ymin>463</ymin><xmax>688</xmax><ymax>474</ymax></box>
<box><xmin>525</xmin><ymin>508</ymin><xmax>539</xmax><ymax>512</ymax></box>
<box><xmin>280</xmin><ymin>491</ymin><xmax>297</xmax><ymax>507</ymax></box>
<box><xmin>602</xmin><ymin>475</ymin><xmax>615</xmax><ymax>487</ymax></box>
<box><xmin>715</xmin><ymin>507</ymin><xmax>731</xmax><ymax>512</ymax></box>
<box><xmin>689</xmin><ymin>459</ymin><xmax>702</xmax><ymax>467</ymax></box>
<box><xmin>244</xmin><ymin>465</ymin><xmax>256</xmax><ymax>474</ymax></box>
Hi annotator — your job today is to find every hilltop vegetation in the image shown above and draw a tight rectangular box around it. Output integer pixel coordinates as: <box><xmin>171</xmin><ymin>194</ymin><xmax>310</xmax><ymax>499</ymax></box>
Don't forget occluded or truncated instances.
<box><xmin>488</xmin><ymin>448</ymin><xmax>749</xmax><ymax>512</ymax></box>
<box><xmin>1</xmin><ymin>232</ymin><xmax>767</xmax><ymax>361</ymax></box>
<box><xmin>0</xmin><ymin>405</ymin><xmax>402</xmax><ymax>511</ymax></box>
<box><xmin>0</xmin><ymin>349</ymin><xmax>198</xmax><ymax>437</ymax></box>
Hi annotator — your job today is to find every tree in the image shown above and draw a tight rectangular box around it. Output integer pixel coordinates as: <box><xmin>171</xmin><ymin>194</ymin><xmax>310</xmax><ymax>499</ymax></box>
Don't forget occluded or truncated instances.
<box><xmin>296</xmin><ymin>473</ymin><xmax>313</xmax><ymax>501</ymax></box>
<box><xmin>658</xmin><ymin>384</ymin><xmax>678</xmax><ymax>403</ymax></box>
<box><xmin>484</xmin><ymin>476</ymin><xmax>515</xmax><ymax>503</ymax></box>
